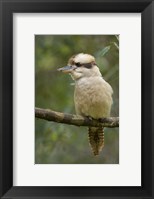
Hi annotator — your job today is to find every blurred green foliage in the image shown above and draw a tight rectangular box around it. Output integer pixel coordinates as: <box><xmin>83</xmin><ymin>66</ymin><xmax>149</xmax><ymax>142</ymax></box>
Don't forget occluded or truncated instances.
<box><xmin>35</xmin><ymin>35</ymin><xmax>119</xmax><ymax>164</ymax></box>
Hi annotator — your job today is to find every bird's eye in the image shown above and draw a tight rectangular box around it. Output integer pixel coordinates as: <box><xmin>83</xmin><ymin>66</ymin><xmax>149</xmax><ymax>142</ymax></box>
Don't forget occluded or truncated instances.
<box><xmin>76</xmin><ymin>62</ymin><xmax>81</xmax><ymax>67</ymax></box>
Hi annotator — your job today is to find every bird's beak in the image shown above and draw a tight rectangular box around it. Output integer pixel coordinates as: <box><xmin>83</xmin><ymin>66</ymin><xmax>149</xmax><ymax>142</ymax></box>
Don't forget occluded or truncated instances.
<box><xmin>57</xmin><ymin>65</ymin><xmax>75</xmax><ymax>73</ymax></box>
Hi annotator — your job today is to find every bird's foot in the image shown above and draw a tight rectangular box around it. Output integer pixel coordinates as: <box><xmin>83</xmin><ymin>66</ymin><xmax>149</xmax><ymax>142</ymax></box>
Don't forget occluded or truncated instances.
<box><xmin>98</xmin><ymin>117</ymin><xmax>106</xmax><ymax>122</ymax></box>
<box><xmin>87</xmin><ymin>116</ymin><xmax>93</xmax><ymax>121</ymax></box>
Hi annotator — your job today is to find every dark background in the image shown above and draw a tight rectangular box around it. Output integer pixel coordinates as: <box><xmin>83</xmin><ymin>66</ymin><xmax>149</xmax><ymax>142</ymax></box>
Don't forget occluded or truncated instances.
<box><xmin>35</xmin><ymin>35</ymin><xmax>119</xmax><ymax>164</ymax></box>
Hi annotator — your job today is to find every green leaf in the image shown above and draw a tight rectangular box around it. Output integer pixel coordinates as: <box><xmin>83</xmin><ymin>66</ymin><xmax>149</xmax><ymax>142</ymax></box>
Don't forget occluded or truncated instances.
<box><xmin>113</xmin><ymin>42</ymin><xmax>119</xmax><ymax>50</ymax></box>
<box><xmin>99</xmin><ymin>46</ymin><xmax>111</xmax><ymax>57</ymax></box>
<box><xmin>115</xmin><ymin>35</ymin><xmax>119</xmax><ymax>41</ymax></box>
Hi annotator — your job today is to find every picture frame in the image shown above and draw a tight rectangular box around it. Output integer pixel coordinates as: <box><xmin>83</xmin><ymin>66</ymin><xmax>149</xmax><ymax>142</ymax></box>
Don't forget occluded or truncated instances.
<box><xmin>0</xmin><ymin>0</ymin><xmax>153</xmax><ymax>198</ymax></box>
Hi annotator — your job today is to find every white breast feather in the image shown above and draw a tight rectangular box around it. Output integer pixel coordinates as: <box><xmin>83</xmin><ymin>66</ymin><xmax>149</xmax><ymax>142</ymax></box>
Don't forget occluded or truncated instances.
<box><xmin>74</xmin><ymin>76</ymin><xmax>113</xmax><ymax>119</ymax></box>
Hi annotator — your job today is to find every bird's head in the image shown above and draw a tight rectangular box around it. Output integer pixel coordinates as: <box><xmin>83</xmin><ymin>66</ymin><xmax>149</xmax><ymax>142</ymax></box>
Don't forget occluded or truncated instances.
<box><xmin>57</xmin><ymin>53</ymin><xmax>102</xmax><ymax>80</ymax></box>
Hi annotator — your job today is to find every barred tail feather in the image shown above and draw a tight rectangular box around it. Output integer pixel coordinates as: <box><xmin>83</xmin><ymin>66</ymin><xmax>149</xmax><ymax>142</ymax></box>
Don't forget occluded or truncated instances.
<box><xmin>88</xmin><ymin>127</ymin><xmax>104</xmax><ymax>156</ymax></box>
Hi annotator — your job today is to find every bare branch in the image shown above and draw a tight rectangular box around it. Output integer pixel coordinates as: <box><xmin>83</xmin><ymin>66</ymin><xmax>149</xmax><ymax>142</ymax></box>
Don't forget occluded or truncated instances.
<box><xmin>35</xmin><ymin>107</ymin><xmax>119</xmax><ymax>128</ymax></box>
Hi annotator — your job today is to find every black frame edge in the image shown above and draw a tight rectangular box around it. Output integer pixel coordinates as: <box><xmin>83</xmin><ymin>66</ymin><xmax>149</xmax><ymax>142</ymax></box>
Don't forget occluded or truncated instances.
<box><xmin>0</xmin><ymin>0</ymin><xmax>13</xmax><ymax>198</ymax></box>
<box><xmin>152</xmin><ymin>1</ymin><xmax>154</xmax><ymax>198</ymax></box>
<box><xmin>0</xmin><ymin>0</ymin><xmax>153</xmax><ymax>199</ymax></box>
<box><xmin>0</xmin><ymin>0</ymin><xmax>3</xmax><ymax>196</ymax></box>
<box><xmin>141</xmin><ymin>1</ymin><xmax>153</xmax><ymax>197</ymax></box>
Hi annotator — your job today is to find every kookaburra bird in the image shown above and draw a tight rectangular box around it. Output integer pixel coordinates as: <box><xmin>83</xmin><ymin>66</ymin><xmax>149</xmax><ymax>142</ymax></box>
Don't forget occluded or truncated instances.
<box><xmin>58</xmin><ymin>53</ymin><xmax>113</xmax><ymax>155</ymax></box>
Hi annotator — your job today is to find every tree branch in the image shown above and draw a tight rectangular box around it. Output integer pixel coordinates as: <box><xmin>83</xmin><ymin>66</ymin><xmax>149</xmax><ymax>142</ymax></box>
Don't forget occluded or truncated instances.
<box><xmin>35</xmin><ymin>107</ymin><xmax>119</xmax><ymax>128</ymax></box>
